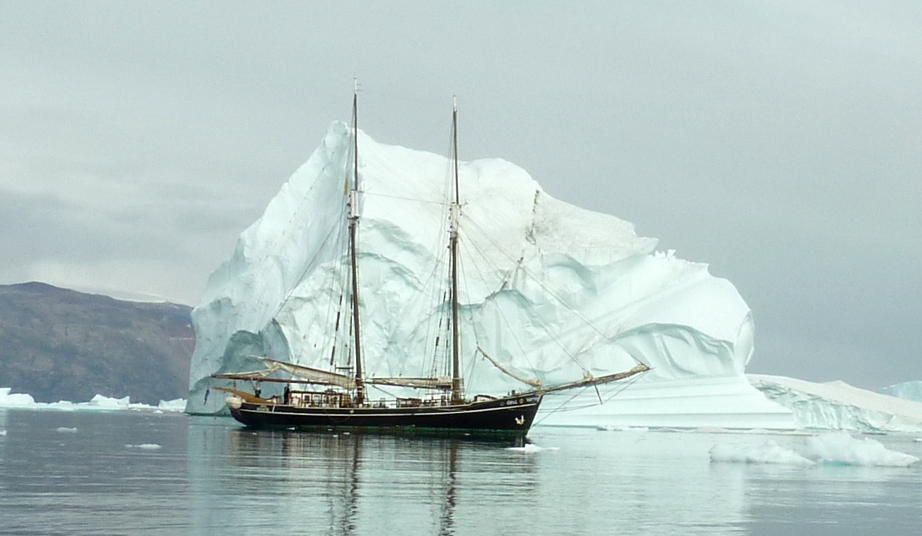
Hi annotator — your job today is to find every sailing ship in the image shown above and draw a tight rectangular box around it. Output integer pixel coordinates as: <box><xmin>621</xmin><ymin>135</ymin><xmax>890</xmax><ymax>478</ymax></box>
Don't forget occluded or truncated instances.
<box><xmin>210</xmin><ymin>87</ymin><xmax>649</xmax><ymax>437</ymax></box>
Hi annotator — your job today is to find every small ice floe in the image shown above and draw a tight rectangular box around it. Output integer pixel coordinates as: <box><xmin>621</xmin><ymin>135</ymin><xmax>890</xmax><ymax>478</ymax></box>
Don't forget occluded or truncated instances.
<box><xmin>913</xmin><ymin>438</ymin><xmax>922</xmax><ymax>443</ymax></box>
<box><xmin>696</xmin><ymin>426</ymin><xmax>731</xmax><ymax>434</ymax></box>
<box><xmin>506</xmin><ymin>443</ymin><xmax>560</xmax><ymax>453</ymax></box>
<box><xmin>56</xmin><ymin>427</ymin><xmax>78</xmax><ymax>433</ymax></box>
<box><xmin>157</xmin><ymin>398</ymin><xmax>187</xmax><ymax>412</ymax></box>
<box><xmin>0</xmin><ymin>430</ymin><xmax>7</xmax><ymax>436</ymax></box>
<box><xmin>0</xmin><ymin>387</ymin><xmax>37</xmax><ymax>408</ymax></box>
<box><xmin>806</xmin><ymin>432</ymin><xmax>919</xmax><ymax>467</ymax></box>
<box><xmin>596</xmin><ymin>424</ymin><xmax>649</xmax><ymax>432</ymax></box>
<box><xmin>125</xmin><ymin>443</ymin><xmax>162</xmax><ymax>450</ymax></box>
<box><xmin>710</xmin><ymin>440</ymin><xmax>815</xmax><ymax>466</ymax></box>
<box><xmin>711</xmin><ymin>433</ymin><xmax>920</xmax><ymax>468</ymax></box>
<box><xmin>89</xmin><ymin>394</ymin><xmax>131</xmax><ymax>410</ymax></box>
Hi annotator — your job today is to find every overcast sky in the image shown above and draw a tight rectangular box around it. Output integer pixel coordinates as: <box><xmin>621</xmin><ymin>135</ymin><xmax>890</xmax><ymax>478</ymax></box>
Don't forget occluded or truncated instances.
<box><xmin>1</xmin><ymin>1</ymin><xmax>919</xmax><ymax>390</ymax></box>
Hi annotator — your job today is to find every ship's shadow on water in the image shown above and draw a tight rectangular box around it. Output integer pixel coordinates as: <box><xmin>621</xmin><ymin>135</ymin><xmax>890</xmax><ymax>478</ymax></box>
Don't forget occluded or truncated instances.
<box><xmin>191</xmin><ymin>425</ymin><xmax>537</xmax><ymax>536</ymax></box>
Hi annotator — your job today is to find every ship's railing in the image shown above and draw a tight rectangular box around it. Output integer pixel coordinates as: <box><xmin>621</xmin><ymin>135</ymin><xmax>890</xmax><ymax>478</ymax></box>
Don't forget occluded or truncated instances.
<box><xmin>281</xmin><ymin>389</ymin><xmax>454</xmax><ymax>409</ymax></box>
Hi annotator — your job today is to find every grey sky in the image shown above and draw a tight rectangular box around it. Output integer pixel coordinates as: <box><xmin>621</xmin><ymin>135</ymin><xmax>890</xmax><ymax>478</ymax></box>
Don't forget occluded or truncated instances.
<box><xmin>1</xmin><ymin>1</ymin><xmax>919</xmax><ymax>390</ymax></box>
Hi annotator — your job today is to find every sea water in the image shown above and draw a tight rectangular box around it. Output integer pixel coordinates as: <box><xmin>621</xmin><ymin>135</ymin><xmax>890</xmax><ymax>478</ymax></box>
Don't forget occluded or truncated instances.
<box><xmin>0</xmin><ymin>410</ymin><xmax>919</xmax><ymax>535</ymax></box>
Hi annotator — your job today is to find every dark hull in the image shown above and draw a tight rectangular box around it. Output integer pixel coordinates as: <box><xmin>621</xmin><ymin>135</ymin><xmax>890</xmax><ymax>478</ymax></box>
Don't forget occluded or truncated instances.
<box><xmin>229</xmin><ymin>393</ymin><xmax>543</xmax><ymax>438</ymax></box>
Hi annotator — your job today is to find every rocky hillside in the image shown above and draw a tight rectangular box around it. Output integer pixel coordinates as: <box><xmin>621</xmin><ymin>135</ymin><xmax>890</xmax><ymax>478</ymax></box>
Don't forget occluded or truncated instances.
<box><xmin>0</xmin><ymin>282</ymin><xmax>193</xmax><ymax>405</ymax></box>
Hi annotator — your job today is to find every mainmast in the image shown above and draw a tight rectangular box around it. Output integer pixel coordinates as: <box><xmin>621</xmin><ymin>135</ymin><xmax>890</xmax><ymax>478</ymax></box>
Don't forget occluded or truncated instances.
<box><xmin>349</xmin><ymin>79</ymin><xmax>365</xmax><ymax>405</ymax></box>
<box><xmin>450</xmin><ymin>97</ymin><xmax>463</xmax><ymax>404</ymax></box>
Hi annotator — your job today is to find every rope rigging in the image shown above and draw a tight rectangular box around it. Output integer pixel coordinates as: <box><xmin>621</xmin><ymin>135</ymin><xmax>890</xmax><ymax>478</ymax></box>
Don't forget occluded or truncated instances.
<box><xmin>461</xmin><ymin>213</ymin><xmax>649</xmax><ymax>370</ymax></box>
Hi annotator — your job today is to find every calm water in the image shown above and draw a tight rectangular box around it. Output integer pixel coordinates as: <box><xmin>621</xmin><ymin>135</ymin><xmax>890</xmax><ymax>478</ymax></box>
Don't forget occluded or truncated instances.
<box><xmin>0</xmin><ymin>409</ymin><xmax>920</xmax><ymax>535</ymax></box>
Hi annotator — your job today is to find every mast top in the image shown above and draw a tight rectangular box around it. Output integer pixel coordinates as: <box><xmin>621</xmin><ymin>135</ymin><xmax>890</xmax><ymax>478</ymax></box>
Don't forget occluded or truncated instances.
<box><xmin>353</xmin><ymin>76</ymin><xmax>358</xmax><ymax>95</ymax></box>
<box><xmin>453</xmin><ymin>95</ymin><xmax>457</xmax><ymax>112</ymax></box>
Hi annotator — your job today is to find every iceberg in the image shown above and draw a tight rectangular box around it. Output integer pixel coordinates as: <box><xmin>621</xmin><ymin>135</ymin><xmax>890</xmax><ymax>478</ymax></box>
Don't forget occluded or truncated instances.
<box><xmin>879</xmin><ymin>381</ymin><xmax>922</xmax><ymax>403</ymax></box>
<box><xmin>710</xmin><ymin>433</ymin><xmax>920</xmax><ymax>467</ymax></box>
<box><xmin>710</xmin><ymin>440</ymin><xmax>815</xmax><ymax>466</ymax></box>
<box><xmin>805</xmin><ymin>432</ymin><xmax>919</xmax><ymax>467</ymax></box>
<box><xmin>186</xmin><ymin>121</ymin><xmax>790</xmax><ymax>430</ymax></box>
<box><xmin>750</xmin><ymin>375</ymin><xmax>922</xmax><ymax>433</ymax></box>
<box><xmin>537</xmin><ymin>376</ymin><xmax>794</xmax><ymax>429</ymax></box>
<box><xmin>0</xmin><ymin>388</ymin><xmax>36</xmax><ymax>408</ymax></box>
<box><xmin>0</xmin><ymin>387</ymin><xmax>186</xmax><ymax>413</ymax></box>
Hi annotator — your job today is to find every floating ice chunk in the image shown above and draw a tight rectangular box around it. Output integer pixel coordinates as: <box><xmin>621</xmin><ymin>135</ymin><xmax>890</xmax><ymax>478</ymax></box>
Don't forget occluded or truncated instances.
<box><xmin>46</xmin><ymin>401</ymin><xmax>77</xmax><ymax>411</ymax></box>
<box><xmin>712</xmin><ymin>434</ymin><xmax>920</xmax><ymax>468</ymax></box>
<box><xmin>0</xmin><ymin>430</ymin><xmax>7</xmax><ymax>436</ymax></box>
<box><xmin>157</xmin><ymin>398</ymin><xmax>187</xmax><ymax>412</ymax></box>
<box><xmin>89</xmin><ymin>394</ymin><xmax>131</xmax><ymax>409</ymax></box>
<box><xmin>710</xmin><ymin>440</ymin><xmax>815</xmax><ymax>466</ymax></box>
<box><xmin>695</xmin><ymin>426</ymin><xmax>731</xmax><ymax>434</ymax></box>
<box><xmin>805</xmin><ymin>432</ymin><xmax>919</xmax><ymax>467</ymax></box>
<box><xmin>56</xmin><ymin>427</ymin><xmax>78</xmax><ymax>433</ymax></box>
<box><xmin>506</xmin><ymin>444</ymin><xmax>559</xmax><ymax>453</ymax></box>
<box><xmin>125</xmin><ymin>444</ymin><xmax>162</xmax><ymax>450</ymax></box>
<box><xmin>0</xmin><ymin>387</ymin><xmax>36</xmax><ymax>407</ymax></box>
<box><xmin>596</xmin><ymin>425</ymin><xmax>649</xmax><ymax>432</ymax></box>
<box><xmin>0</xmin><ymin>387</ymin><xmax>184</xmax><ymax>413</ymax></box>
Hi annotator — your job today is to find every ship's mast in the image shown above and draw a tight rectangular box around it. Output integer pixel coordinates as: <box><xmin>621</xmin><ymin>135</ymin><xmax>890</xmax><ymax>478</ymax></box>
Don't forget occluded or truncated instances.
<box><xmin>450</xmin><ymin>97</ymin><xmax>463</xmax><ymax>404</ymax></box>
<box><xmin>349</xmin><ymin>79</ymin><xmax>365</xmax><ymax>405</ymax></box>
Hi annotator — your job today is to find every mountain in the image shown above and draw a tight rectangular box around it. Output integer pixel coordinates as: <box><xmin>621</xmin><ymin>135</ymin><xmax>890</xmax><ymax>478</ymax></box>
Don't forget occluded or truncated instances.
<box><xmin>0</xmin><ymin>282</ymin><xmax>193</xmax><ymax>404</ymax></box>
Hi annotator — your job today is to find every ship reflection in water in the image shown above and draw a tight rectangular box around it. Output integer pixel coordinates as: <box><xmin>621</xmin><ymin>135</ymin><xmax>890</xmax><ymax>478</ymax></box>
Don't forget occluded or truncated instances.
<box><xmin>3</xmin><ymin>411</ymin><xmax>918</xmax><ymax>535</ymax></box>
<box><xmin>189</xmin><ymin>423</ymin><xmax>536</xmax><ymax>535</ymax></box>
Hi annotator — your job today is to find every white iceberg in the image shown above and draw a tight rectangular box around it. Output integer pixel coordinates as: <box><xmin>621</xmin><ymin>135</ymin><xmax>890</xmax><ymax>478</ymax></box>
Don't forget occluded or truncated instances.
<box><xmin>0</xmin><ymin>387</ymin><xmax>186</xmax><ymax>413</ymax></box>
<box><xmin>506</xmin><ymin>443</ymin><xmax>559</xmax><ymax>453</ymax></box>
<box><xmin>125</xmin><ymin>443</ymin><xmax>162</xmax><ymax>450</ymax></box>
<box><xmin>157</xmin><ymin>398</ymin><xmax>188</xmax><ymax>412</ymax></box>
<box><xmin>0</xmin><ymin>388</ymin><xmax>36</xmax><ymax>407</ymax></box>
<box><xmin>749</xmin><ymin>375</ymin><xmax>922</xmax><ymax>433</ymax></box>
<box><xmin>186</xmin><ymin>121</ymin><xmax>792</xmax><ymax>430</ymax></box>
<box><xmin>88</xmin><ymin>394</ymin><xmax>131</xmax><ymax>409</ymax></box>
<box><xmin>805</xmin><ymin>432</ymin><xmax>919</xmax><ymax>467</ymax></box>
<box><xmin>710</xmin><ymin>433</ymin><xmax>919</xmax><ymax>467</ymax></box>
<box><xmin>879</xmin><ymin>381</ymin><xmax>922</xmax><ymax>403</ymax></box>
<box><xmin>537</xmin><ymin>375</ymin><xmax>794</xmax><ymax>429</ymax></box>
<box><xmin>709</xmin><ymin>440</ymin><xmax>815</xmax><ymax>466</ymax></box>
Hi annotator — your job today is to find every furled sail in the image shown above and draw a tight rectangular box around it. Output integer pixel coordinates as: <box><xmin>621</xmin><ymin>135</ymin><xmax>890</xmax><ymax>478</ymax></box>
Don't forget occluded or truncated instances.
<box><xmin>211</xmin><ymin>356</ymin><xmax>357</xmax><ymax>389</ymax></box>
<box><xmin>477</xmin><ymin>347</ymin><xmax>543</xmax><ymax>389</ymax></box>
<box><xmin>536</xmin><ymin>363</ymin><xmax>650</xmax><ymax>395</ymax></box>
<box><xmin>366</xmin><ymin>376</ymin><xmax>454</xmax><ymax>390</ymax></box>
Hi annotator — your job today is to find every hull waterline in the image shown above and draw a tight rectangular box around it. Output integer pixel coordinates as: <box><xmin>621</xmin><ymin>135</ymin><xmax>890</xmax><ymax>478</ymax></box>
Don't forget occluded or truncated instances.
<box><xmin>227</xmin><ymin>393</ymin><xmax>542</xmax><ymax>438</ymax></box>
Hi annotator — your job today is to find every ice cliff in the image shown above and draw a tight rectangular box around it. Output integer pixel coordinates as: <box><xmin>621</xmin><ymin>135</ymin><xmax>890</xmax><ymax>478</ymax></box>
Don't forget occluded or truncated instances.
<box><xmin>879</xmin><ymin>381</ymin><xmax>922</xmax><ymax>403</ymax></box>
<box><xmin>186</xmin><ymin>121</ymin><xmax>788</xmax><ymax>427</ymax></box>
<box><xmin>750</xmin><ymin>375</ymin><xmax>922</xmax><ymax>433</ymax></box>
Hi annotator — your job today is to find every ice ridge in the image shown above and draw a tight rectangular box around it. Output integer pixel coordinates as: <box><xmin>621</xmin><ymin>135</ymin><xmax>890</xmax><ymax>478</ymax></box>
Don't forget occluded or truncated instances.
<box><xmin>879</xmin><ymin>381</ymin><xmax>922</xmax><ymax>403</ymax></box>
<box><xmin>749</xmin><ymin>375</ymin><xmax>922</xmax><ymax>433</ymax></box>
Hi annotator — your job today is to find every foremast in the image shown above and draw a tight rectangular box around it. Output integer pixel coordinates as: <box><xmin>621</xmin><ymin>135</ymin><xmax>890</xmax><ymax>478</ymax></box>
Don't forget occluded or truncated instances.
<box><xmin>450</xmin><ymin>98</ymin><xmax>463</xmax><ymax>404</ymax></box>
<box><xmin>349</xmin><ymin>80</ymin><xmax>365</xmax><ymax>405</ymax></box>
